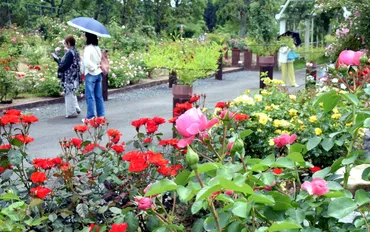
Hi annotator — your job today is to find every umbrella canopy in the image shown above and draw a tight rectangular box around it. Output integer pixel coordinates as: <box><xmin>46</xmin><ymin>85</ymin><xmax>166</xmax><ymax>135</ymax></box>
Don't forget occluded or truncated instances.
<box><xmin>278</xmin><ymin>31</ymin><xmax>301</xmax><ymax>47</ymax></box>
<box><xmin>67</xmin><ymin>17</ymin><xmax>111</xmax><ymax>38</ymax></box>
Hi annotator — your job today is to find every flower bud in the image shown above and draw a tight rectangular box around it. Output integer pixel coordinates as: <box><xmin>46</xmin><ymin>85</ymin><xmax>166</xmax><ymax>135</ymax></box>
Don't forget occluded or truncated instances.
<box><xmin>338</xmin><ymin>65</ymin><xmax>348</xmax><ymax>73</ymax></box>
<box><xmin>360</xmin><ymin>54</ymin><xmax>369</xmax><ymax>65</ymax></box>
<box><xmin>231</xmin><ymin>138</ymin><xmax>244</xmax><ymax>154</ymax></box>
<box><xmin>186</xmin><ymin>146</ymin><xmax>199</xmax><ymax>170</ymax></box>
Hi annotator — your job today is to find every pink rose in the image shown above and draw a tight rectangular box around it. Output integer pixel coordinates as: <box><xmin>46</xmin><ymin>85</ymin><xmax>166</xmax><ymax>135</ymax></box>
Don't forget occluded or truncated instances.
<box><xmin>220</xmin><ymin>110</ymin><xmax>234</xmax><ymax>120</ymax></box>
<box><xmin>227</xmin><ymin>142</ymin><xmax>234</xmax><ymax>151</ymax></box>
<box><xmin>225</xmin><ymin>190</ymin><xmax>233</xmax><ymax>196</ymax></box>
<box><xmin>301</xmin><ymin>178</ymin><xmax>329</xmax><ymax>196</ymax></box>
<box><xmin>337</xmin><ymin>50</ymin><xmax>364</xmax><ymax>67</ymax></box>
<box><xmin>11</xmin><ymin>37</ymin><xmax>16</xmax><ymax>43</ymax></box>
<box><xmin>176</xmin><ymin>108</ymin><xmax>219</xmax><ymax>148</ymax></box>
<box><xmin>273</xmin><ymin>134</ymin><xmax>297</xmax><ymax>148</ymax></box>
<box><xmin>134</xmin><ymin>197</ymin><xmax>152</xmax><ymax>210</ymax></box>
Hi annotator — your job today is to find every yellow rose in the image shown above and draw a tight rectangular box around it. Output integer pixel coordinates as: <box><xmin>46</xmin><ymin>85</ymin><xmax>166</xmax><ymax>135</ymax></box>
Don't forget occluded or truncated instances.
<box><xmin>269</xmin><ymin>139</ymin><xmax>275</xmax><ymax>146</ymax></box>
<box><xmin>261</xmin><ymin>89</ymin><xmax>272</xmax><ymax>95</ymax></box>
<box><xmin>275</xmin><ymin>129</ymin><xmax>282</xmax><ymax>134</ymax></box>
<box><xmin>333</xmin><ymin>108</ymin><xmax>339</xmax><ymax>114</ymax></box>
<box><xmin>309</xmin><ymin>116</ymin><xmax>317</xmax><ymax>123</ymax></box>
<box><xmin>346</xmin><ymin>122</ymin><xmax>353</xmax><ymax>127</ymax></box>
<box><xmin>315</xmin><ymin>128</ymin><xmax>322</xmax><ymax>135</ymax></box>
<box><xmin>281</xmin><ymin>130</ymin><xmax>290</xmax><ymax>135</ymax></box>
<box><xmin>299</xmin><ymin>125</ymin><xmax>305</xmax><ymax>131</ymax></box>
<box><xmin>289</xmin><ymin>95</ymin><xmax>297</xmax><ymax>101</ymax></box>
<box><xmin>289</xmin><ymin>109</ymin><xmax>298</xmax><ymax>116</ymax></box>
<box><xmin>265</xmin><ymin>105</ymin><xmax>273</xmax><ymax>111</ymax></box>
<box><xmin>271</xmin><ymin>104</ymin><xmax>279</xmax><ymax>110</ymax></box>
<box><xmin>254</xmin><ymin>94</ymin><xmax>263</xmax><ymax>102</ymax></box>
<box><xmin>331</xmin><ymin>113</ymin><xmax>341</xmax><ymax>119</ymax></box>
<box><xmin>244</xmin><ymin>90</ymin><xmax>250</xmax><ymax>95</ymax></box>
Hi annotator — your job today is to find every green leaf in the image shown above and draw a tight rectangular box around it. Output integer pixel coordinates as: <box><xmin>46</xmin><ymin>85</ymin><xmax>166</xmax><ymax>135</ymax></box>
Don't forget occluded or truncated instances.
<box><xmin>361</xmin><ymin>167</ymin><xmax>370</xmax><ymax>181</ymax></box>
<box><xmin>270</xmin><ymin>191</ymin><xmax>293</xmax><ymax>211</ymax></box>
<box><xmin>218</xmin><ymin>177</ymin><xmax>253</xmax><ymax>195</ymax></box>
<box><xmin>249</xmin><ymin>192</ymin><xmax>275</xmax><ymax>205</ymax></box>
<box><xmin>289</xmin><ymin>143</ymin><xmax>307</xmax><ymax>154</ymax></box>
<box><xmin>321</xmin><ymin>138</ymin><xmax>334</xmax><ymax>151</ymax></box>
<box><xmin>29</xmin><ymin>198</ymin><xmax>43</xmax><ymax>208</ymax></box>
<box><xmin>286</xmin><ymin>208</ymin><xmax>305</xmax><ymax>224</ymax></box>
<box><xmin>109</xmin><ymin>207</ymin><xmax>122</xmax><ymax>215</ymax></box>
<box><xmin>307</xmin><ymin>136</ymin><xmax>322</xmax><ymax>151</ymax></box>
<box><xmin>327</xmin><ymin>197</ymin><xmax>357</xmax><ymax>219</ymax></box>
<box><xmin>174</xmin><ymin>170</ymin><xmax>191</xmax><ymax>185</ymax></box>
<box><xmin>261</xmin><ymin>172</ymin><xmax>275</xmax><ymax>186</ymax></box>
<box><xmin>227</xmin><ymin>222</ymin><xmax>244</xmax><ymax>232</ymax></box>
<box><xmin>145</xmin><ymin>179</ymin><xmax>177</xmax><ymax>196</ymax></box>
<box><xmin>177</xmin><ymin>186</ymin><xmax>193</xmax><ymax>202</ymax></box>
<box><xmin>323</xmin><ymin>191</ymin><xmax>345</xmax><ymax>198</ymax></box>
<box><xmin>76</xmin><ymin>203</ymin><xmax>88</xmax><ymax>218</ymax></box>
<box><xmin>31</xmin><ymin>216</ymin><xmax>48</xmax><ymax>226</ymax></box>
<box><xmin>273</xmin><ymin>157</ymin><xmax>294</xmax><ymax>169</ymax></box>
<box><xmin>196</xmin><ymin>184</ymin><xmax>222</xmax><ymax>201</ymax></box>
<box><xmin>146</xmin><ymin>215</ymin><xmax>160</xmax><ymax>232</ymax></box>
<box><xmin>232</xmin><ymin>202</ymin><xmax>251</xmax><ymax>218</ymax></box>
<box><xmin>240</xmin><ymin>129</ymin><xmax>253</xmax><ymax>139</ymax></box>
<box><xmin>355</xmin><ymin>189</ymin><xmax>370</xmax><ymax>206</ymax></box>
<box><xmin>125</xmin><ymin>211</ymin><xmax>139</xmax><ymax>232</ymax></box>
<box><xmin>268</xmin><ymin>221</ymin><xmax>301</xmax><ymax>231</ymax></box>
<box><xmin>260</xmin><ymin>154</ymin><xmax>275</xmax><ymax>166</ymax></box>
<box><xmin>312</xmin><ymin>167</ymin><xmax>330</xmax><ymax>179</ymax></box>
<box><xmin>191</xmin><ymin>200</ymin><xmax>204</xmax><ymax>214</ymax></box>
<box><xmin>191</xmin><ymin>218</ymin><xmax>205</xmax><ymax>232</ymax></box>
<box><xmin>98</xmin><ymin>205</ymin><xmax>108</xmax><ymax>214</ymax></box>
<box><xmin>342</xmin><ymin>154</ymin><xmax>358</xmax><ymax>165</ymax></box>
<box><xmin>286</xmin><ymin>152</ymin><xmax>305</xmax><ymax>165</ymax></box>
<box><xmin>343</xmin><ymin>93</ymin><xmax>359</xmax><ymax>106</ymax></box>
<box><xmin>327</xmin><ymin>181</ymin><xmax>343</xmax><ymax>191</ymax></box>
<box><xmin>0</xmin><ymin>192</ymin><xmax>20</xmax><ymax>201</ymax></box>
<box><xmin>8</xmin><ymin>150</ymin><xmax>22</xmax><ymax>166</ymax></box>
<box><xmin>330</xmin><ymin>157</ymin><xmax>344</xmax><ymax>173</ymax></box>
<box><xmin>364</xmin><ymin>118</ymin><xmax>370</xmax><ymax>127</ymax></box>
<box><xmin>48</xmin><ymin>213</ymin><xmax>58</xmax><ymax>222</ymax></box>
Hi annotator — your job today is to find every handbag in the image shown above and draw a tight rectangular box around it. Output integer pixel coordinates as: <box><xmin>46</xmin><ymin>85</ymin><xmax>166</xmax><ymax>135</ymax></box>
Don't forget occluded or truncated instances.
<box><xmin>287</xmin><ymin>50</ymin><xmax>300</xmax><ymax>61</ymax></box>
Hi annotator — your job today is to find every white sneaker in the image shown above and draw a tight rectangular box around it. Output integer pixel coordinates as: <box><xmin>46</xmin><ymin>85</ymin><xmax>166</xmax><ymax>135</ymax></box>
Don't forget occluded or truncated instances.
<box><xmin>293</xmin><ymin>84</ymin><xmax>299</xmax><ymax>87</ymax></box>
<box><xmin>281</xmin><ymin>84</ymin><xmax>286</xmax><ymax>87</ymax></box>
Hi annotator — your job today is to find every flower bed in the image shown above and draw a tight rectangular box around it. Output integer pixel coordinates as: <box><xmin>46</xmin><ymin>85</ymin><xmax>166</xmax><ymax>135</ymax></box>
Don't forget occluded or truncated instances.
<box><xmin>1</xmin><ymin>57</ymin><xmax>370</xmax><ymax>230</ymax></box>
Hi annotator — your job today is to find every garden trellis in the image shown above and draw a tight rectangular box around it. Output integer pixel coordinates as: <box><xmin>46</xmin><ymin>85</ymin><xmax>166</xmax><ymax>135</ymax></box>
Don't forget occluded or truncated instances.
<box><xmin>26</xmin><ymin>3</ymin><xmax>64</xmax><ymax>29</ymax></box>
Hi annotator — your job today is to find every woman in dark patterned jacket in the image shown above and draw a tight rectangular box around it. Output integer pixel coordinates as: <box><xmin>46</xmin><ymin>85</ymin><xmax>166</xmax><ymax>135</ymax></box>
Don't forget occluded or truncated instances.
<box><xmin>53</xmin><ymin>35</ymin><xmax>82</xmax><ymax>118</ymax></box>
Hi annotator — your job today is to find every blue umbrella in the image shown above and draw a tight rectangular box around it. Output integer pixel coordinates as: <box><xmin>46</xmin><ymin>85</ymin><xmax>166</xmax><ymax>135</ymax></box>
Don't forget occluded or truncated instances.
<box><xmin>67</xmin><ymin>17</ymin><xmax>111</xmax><ymax>38</ymax></box>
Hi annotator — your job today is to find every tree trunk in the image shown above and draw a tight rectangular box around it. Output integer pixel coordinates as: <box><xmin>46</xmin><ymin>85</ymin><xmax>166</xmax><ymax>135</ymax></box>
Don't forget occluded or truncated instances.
<box><xmin>239</xmin><ymin>0</ymin><xmax>250</xmax><ymax>38</ymax></box>
<box><xmin>6</xmin><ymin>0</ymin><xmax>11</xmax><ymax>25</ymax></box>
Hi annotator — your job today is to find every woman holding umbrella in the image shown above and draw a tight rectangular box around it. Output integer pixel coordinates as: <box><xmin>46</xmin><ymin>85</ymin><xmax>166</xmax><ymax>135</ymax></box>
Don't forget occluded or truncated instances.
<box><xmin>67</xmin><ymin>17</ymin><xmax>111</xmax><ymax>120</ymax></box>
<box><xmin>81</xmin><ymin>32</ymin><xmax>105</xmax><ymax>120</ymax></box>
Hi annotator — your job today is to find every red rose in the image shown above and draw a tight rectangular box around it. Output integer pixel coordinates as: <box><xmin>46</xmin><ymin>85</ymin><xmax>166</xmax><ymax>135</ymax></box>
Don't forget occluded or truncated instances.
<box><xmin>34</xmin><ymin>65</ymin><xmax>41</xmax><ymax>71</ymax></box>
<box><xmin>131</xmin><ymin>118</ymin><xmax>149</xmax><ymax>130</ymax></box>
<box><xmin>74</xmin><ymin>124</ymin><xmax>89</xmax><ymax>133</ymax></box>
<box><xmin>83</xmin><ymin>144</ymin><xmax>105</xmax><ymax>154</ymax></box>
<box><xmin>145</xmin><ymin>120</ymin><xmax>158</xmax><ymax>134</ymax></box>
<box><xmin>30</xmin><ymin>186</ymin><xmax>51</xmax><ymax>199</ymax></box>
<box><xmin>13</xmin><ymin>134</ymin><xmax>34</xmax><ymax>144</ymax></box>
<box><xmin>272</xmin><ymin>168</ymin><xmax>283</xmax><ymax>175</ymax></box>
<box><xmin>20</xmin><ymin>115</ymin><xmax>39</xmax><ymax>124</ymax></box>
<box><xmin>128</xmin><ymin>157</ymin><xmax>149</xmax><ymax>172</ymax></box>
<box><xmin>0</xmin><ymin>144</ymin><xmax>11</xmax><ymax>150</ymax></box>
<box><xmin>89</xmin><ymin>117</ymin><xmax>107</xmax><ymax>127</ymax></box>
<box><xmin>89</xmin><ymin>224</ymin><xmax>100</xmax><ymax>232</ymax></box>
<box><xmin>142</xmin><ymin>138</ymin><xmax>153</xmax><ymax>143</ymax></box>
<box><xmin>111</xmin><ymin>144</ymin><xmax>125</xmax><ymax>153</ymax></box>
<box><xmin>0</xmin><ymin>114</ymin><xmax>20</xmax><ymax>125</ymax></box>
<box><xmin>215</xmin><ymin>102</ymin><xmax>227</xmax><ymax>109</ymax></box>
<box><xmin>107</xmin><ymin>129</ymin><xmax>122</xmax><ymax>144</ymax></box>
<box><xmin>189</xmin><ymin>94</ymin><xmax>200</xmax><ymax>103</ymax></box>
<box><xmin>234</xmin><ymin>113</ymin><xmax>250</xmax><ymax>121</ymax></box>
<box><xmin>70</xmin><ymin>138</ymin><xmax>83</xmax><ymax>149</ymax></box>
<box><xmin>4</xmin><ymin>67</ymin><xmax>9</xmax><ymax>71</ymax></box>
<box><xmin>168</xmin><ymin>117</ymin><xmax>177</xmax><ymax>123</ymax></box>
<box><xmin>148</xmin><ymin>151</ymin><xmax>169</xmax><ymax>166</ymax></box>
<box><xmin>30</xmin><ymin>172</ymin><xmax>47</xmax><ymax>183</ymax></box>
<box><xmin>122</xmin><ymin>150</ymin><xmax>140</xmax><ymax>161</ymax></box>
<box><xmin>109</xmin><ymin>223</ymin><xmax>127</xmax><ymax>232</ymax></box>
<box><xmin>152</xmin><ymin>117</ymin><xmax>166</xmax><ymax>125</ymax></box>
<box><xmin>309</xmin><ymin>166</ymin><xmax>321</xmax><ymax>173</ymax></box>
<box><xmin>3</xmin><ymin>109</ymin><xmax>22</xmax><ymax>115</ymax></box>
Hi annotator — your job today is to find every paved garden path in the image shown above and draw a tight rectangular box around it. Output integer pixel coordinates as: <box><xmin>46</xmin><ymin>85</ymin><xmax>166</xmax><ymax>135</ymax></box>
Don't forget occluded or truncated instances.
<box><xmin>20</xmin><ymin>69</ymin><xmax>306</xmax><ymax>158</ymax></box>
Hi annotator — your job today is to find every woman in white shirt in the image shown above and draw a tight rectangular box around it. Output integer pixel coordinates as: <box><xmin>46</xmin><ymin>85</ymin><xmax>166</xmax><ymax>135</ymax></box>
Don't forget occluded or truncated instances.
<box><xmin>278</xmin><ymin>45</ymin><xmax>299</xmax><ymax>87</ymax></box>
<box><xmin>82</xmin><ymin>32</ymin><xmax>105</xmax><ymax>120</ymax></box>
